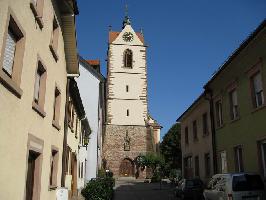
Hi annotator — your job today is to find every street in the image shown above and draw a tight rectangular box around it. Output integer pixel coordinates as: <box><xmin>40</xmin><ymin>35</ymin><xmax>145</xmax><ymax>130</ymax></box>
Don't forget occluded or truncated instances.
<box><xmin>114</xmin><ymin>178</ymin><xmax>176</xmax><ymax>200</ymax></box>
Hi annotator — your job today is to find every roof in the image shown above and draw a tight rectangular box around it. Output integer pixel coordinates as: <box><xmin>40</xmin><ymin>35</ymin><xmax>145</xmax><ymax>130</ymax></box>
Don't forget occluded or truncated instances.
<box><xmin>79</xmin><ymin>56</ymin><xmax>105</xmax><ymax>82</ymax></box>
<box><xmin>204</xmin><ymin>19</ymin><xmax>266</xmax><ymax>88</ymax></box>
<box><xmin>176</xmin><ymin>92</ymin><xmax>205</xmax><ymax>122</ymax></box>
<box><xmin>109</xmin><ymin>31</ymin><xmax>145</xmax><ymax>44</ymax></box>
<box><xmin>86</xmin><ymin>60</ymin><xmax>100</xmax><ymax>66</ymax></box>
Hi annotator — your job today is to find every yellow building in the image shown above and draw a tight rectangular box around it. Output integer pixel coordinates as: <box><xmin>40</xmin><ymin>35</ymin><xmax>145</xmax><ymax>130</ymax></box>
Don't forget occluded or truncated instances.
<box><xmin>0</xmin><ymin>0</ymin><xmax>79</xmax><ymax>199</ymax></box>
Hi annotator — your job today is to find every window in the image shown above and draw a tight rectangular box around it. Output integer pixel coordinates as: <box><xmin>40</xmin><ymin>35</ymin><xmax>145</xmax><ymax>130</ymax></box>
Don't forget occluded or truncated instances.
<box><xmin>215</xmin><ymin>100</ymin><xmax>223</xmax><ymax>127</ymax></box>
<box><xmin>234</xmin><ymin>145</ymin><xmax>244</xmax><ymax>172</ymax></box>
<box><xmin>2</xmin><ymin>30</ymin><xmax>16</xmax><ymax>76</ymax></box>
<box><xmin>32</xmin><ymin>60</ymin><xmax>46</xmax><ymax>117</ymax></box>
<box><xmin>251</xmin><ymin>72</ymin><xmax>264</xmax><ymax>108</ymax></box>
<box><xmin>126</xmin><ymin>109</ymin><xmax>129</xmax><ymax>116</ymax></box>
<box><xmin>193</xmin><ymin>120</ymin><xmax>198</xmax><ymax>141</ymax></box>
<box><xmin>205</xmin><ymin>153</ymin><xmax>211</xmax><ymax>177</ymax></box>
<box><xmin>26</xmin><ymin>151</ymin><xmax>41</xmax><ymax>200</ymax></box>
<box><xmin>220</xmin><ymin>151</ymin><xmax>228</xmax><ymax>173</ymax></box>
<box><xmin>49</xmin><ymin>16</ymin><xmax>59</xmax><ymax>61</ymax></box>
<box><xmin>123</xmin><ymin>49</ymin><xmax>133</xmax><ymax>68</ymax></box>
<box><xmin>229</xmin><ymin>89</ymin><xmax>239</xmax><ymax>120</ymax></box>
<box><xmin>185</xmin><ymin>126</ymin><xmax>189</xmax><ymax>145</ymax></box>
<box><xmin>184</xmin><ymin>156</ymin><xmax>193</xmax><ymax>178</ymax></box>
<box><xmin>202</xmin><ymin>113</ymin><xmax>208</xmax><ymax>136</ymax></box>
<box><xmin>194</xmin><ymin>156</ymin><xmax>200</xmax><ymax>177</ymax></box>
<box><xmin>30</xmin><ymin>0</ymin><xmax>44</xmax><ymax>28</ymax></box>
<box><xmin>49</xmin><ymin>149</ymin><xmax>58</xmax><ymax>187</ymax></box>
<box><xmin>259</xmin><ymin>140</ymin><xmax>266</xmax><ymax>177</ymax></box>
<box><xmin>26</xmin><ymin>135</ymin><xmax>43</xmax><ymax>200</ymax></box>
<box><xmin>52</xmin><ymin>87</ymin><xmax>61</xmax><ymax>130</ymax></box>
<box><xmin>0</xmin><ymin>14</ymin><xmax>25</xmax><ymax>98</ymax></box>
<box><xmin>126</xmin><ymin>85</ymin><xmax>129</xmax><ymax>92</ymax></box>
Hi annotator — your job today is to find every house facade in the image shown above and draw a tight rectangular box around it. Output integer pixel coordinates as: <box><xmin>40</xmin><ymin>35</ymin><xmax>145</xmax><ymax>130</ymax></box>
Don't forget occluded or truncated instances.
<box><xmin>204</xmin><ymin>20</ymin><xmax>266</xmax><ymax>177</ymax></box>
<box><xmin>0</xmin><ymin>0</ymin><xmax>79</xmax><ymax>199</ymax></box>
<box><xmin>177</xmin><ymin>94</ymin><xmax>214</xmax><ymax>182</ymax></box>
<box><xmin>76</xmin><ymin>57</ymin><xmax>106</xmax><ymax>181</ymax></box>
<box><xmin>64</xmin><ymin>79</ymin><xmax>90</xmax><ymax>198</ymax></box>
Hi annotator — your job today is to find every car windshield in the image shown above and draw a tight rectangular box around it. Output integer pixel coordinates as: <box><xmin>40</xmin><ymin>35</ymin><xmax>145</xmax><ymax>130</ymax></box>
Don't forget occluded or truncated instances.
<box><xmin>186</xmin><ymin>179</ymin><xmax>202</xmax><ymax>188</ymax></box>
<box><xmin>232</xmin><ymin>174</ymin><xmax>264</xmax><ymax>191</ymax></box>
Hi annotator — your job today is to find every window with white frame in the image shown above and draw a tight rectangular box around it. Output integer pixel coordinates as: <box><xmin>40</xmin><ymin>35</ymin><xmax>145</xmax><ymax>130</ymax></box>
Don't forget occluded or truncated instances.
<box><xmin>251</xmin><ymin>72</ymin><xmax>264</xmax><ymax>108</ymax></box>
<box><xmin>215</xmin><ymin>100</ymin><xmax>223</xmax><ymax>127</ymax></box>
<box><xmin>220</xmin><ymin>151</ymin><xmax>228</xmax><ymax>173</ymax></box>
<box><xmin>234</xmin><ymin>145</ymin><xmax>244</xmax><ymax>172</ymax></box>
<box><xmin>229</xmin><ymin>89</ymin><xmax>239</xmax><ymax>120</ymax></box>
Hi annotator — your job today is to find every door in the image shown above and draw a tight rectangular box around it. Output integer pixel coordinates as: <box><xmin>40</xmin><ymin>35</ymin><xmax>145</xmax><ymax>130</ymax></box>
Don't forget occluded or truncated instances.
<box><xmin>26</xmin><ymin>151</ymin><xmax>38</xmax><ymax>200</ymax></box>
<box><xmin>120</xmin><ymin>158</ymin><xmax>134</xmax><ymax>177</ymax></box>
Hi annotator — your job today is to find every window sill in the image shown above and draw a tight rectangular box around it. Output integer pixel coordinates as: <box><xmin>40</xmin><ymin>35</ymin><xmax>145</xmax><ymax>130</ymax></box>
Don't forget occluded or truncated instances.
<box><xmin>251</xmin><ymin>104</ymin><xmax>266</xmax><ymax>114</ymax></box>
<box><xmin>52</xmin><ymin>120</ymin><xmax>61</xmax><ymax>131</ymax></box>
<box><xmin>0</xmin><ymin>70</ymin><xmax>23</xmax><ymax>98</ymax></box>
<box><xmin>49</xmin><ymin>44</ymin><xmax>59</xmax><ymax>62</ymax></box>
<box><xmin>30</xmin><ymin>2</ymin><xmax>44</xmax><ymax>29</ymax></box>
<box><xmin>202</xmin><ymin>133</ymin><xmax>209</xmax><ymax>138</ymax></box>
<box><xmin>48</xmin><ymin>185</ymin><xmax>57</xmax><ymax>191</ymax></box>
<box><xmin>32</xmin><ymin>101</ymin><xmax>46</xmax><ymax>118</ymax></box>
<box><xmin>216</xmin><ymin>124</ymin><xmax>225</xmax><ymax>130</ymax></box>
<box><xmin>230</xmin><ymin>117</ymin><xmax>240</xmax><ymax>124</ymax></box>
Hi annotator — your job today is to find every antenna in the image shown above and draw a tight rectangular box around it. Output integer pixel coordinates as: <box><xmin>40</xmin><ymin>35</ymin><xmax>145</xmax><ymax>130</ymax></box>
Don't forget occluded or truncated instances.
<box><xmin>125</xmin><ymin>4</ymin><xmax>128</xmax><ymax>17</ymax></box>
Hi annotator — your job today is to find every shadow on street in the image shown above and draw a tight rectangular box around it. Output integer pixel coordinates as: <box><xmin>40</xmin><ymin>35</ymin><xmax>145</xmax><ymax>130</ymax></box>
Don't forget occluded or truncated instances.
<box><xmin>113</xmin><ymin>179</ymin><xmax>176</xmax><ymax>200</ymax></box>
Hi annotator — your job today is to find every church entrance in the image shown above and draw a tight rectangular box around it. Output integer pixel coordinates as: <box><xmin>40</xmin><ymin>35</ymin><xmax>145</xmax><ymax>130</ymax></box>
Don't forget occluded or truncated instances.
<box><xmin>119</xmin><ymin>158</ymin><xmax>134</xmax><ymax>177</ymax></box>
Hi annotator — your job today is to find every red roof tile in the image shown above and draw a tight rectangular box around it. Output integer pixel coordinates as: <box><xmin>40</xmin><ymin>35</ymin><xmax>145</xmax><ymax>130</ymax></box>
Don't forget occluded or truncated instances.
<box><xmin>86</xmin><ymin>60</ymin><xmax>100</xmax><ymax>66</ymax></box>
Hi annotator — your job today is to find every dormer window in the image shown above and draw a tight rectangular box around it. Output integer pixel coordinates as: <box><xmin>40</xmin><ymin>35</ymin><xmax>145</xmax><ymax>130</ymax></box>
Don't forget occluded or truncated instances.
<box><xmin>123</xmin><ymin>49</ymin><xmax>132</xmax><ymax>68</ymax></box>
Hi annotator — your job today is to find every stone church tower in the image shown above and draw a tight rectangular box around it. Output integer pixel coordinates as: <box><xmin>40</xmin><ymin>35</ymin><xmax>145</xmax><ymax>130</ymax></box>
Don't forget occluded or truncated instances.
<box><xmin>103</xmin><ymin>15</ymin><xmax>161</xmax><ymax>178</ymax></box>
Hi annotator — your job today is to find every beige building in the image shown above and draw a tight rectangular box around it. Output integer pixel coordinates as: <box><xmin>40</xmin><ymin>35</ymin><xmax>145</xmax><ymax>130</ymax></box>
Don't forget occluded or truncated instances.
<box><xmin>177</xmin><ymin>93</ymin><xmax>214</xmax><ymax>182</ymax></box>
<box><xmin>0</xmin><ymin>0</ymin><xmax>79</xmax><ymax>199</ymax></box>
<box><xmin>103</xmin><ymin>15</ymin><xmax>161</xmax><ymax>178</ymax></box>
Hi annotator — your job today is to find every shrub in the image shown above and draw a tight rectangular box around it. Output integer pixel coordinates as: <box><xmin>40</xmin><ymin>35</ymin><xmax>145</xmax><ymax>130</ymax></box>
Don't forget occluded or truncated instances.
<box><xmin>81</xmin><ymin>177</ymin><xmax>115</xmax><ymax>200</ymax></box>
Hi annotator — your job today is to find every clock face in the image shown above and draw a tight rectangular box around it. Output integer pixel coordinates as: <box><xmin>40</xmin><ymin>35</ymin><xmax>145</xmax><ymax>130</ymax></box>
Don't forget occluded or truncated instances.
<box><xmin>123</xmin><ymin>32</ymin><xmax>134</xmax><ymax>42</ymax></box>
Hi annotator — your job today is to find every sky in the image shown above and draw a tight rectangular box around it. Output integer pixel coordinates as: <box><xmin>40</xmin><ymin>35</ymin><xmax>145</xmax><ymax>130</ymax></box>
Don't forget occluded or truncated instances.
<box><xmin>75</xmin><ymin>0</ymin><xmax>266</xmax><ymax>140</ymax></box>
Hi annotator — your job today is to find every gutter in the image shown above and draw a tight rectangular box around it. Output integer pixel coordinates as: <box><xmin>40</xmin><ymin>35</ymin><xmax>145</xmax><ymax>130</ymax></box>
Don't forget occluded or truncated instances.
<box><xmin>204</xmin><ymin>88</ymin><xmax>218</xmax><ymax>175</ymax></box>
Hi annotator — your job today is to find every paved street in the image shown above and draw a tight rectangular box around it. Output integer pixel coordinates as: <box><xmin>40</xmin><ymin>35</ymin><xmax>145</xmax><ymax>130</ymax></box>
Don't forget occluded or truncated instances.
<box><xmin>114</xmin><ymin>178</ymin><xmax>176</xmax><ymax>200</ymax></box>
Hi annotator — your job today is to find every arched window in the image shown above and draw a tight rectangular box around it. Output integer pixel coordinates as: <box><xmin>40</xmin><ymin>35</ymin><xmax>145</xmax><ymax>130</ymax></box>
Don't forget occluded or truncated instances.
<box><xmin>123</xmin><ymin>49</ymin><xmax>133</xmax><ymax>68</ymax></box>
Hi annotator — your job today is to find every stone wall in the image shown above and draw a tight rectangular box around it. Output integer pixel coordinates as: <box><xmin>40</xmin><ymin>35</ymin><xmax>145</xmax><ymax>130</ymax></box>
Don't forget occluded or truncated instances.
<box><xmin>103</xmin><ymin>124</ymin><xmax>153</xmax><ymax>178</ymax></box>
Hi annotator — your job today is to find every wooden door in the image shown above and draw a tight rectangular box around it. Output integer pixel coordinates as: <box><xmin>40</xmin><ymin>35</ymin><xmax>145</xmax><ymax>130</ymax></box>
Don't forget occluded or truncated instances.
<box><xmin>120</xmin><ymin>159</ymin><xmax>134</xmax><ymax>177</ymax></box>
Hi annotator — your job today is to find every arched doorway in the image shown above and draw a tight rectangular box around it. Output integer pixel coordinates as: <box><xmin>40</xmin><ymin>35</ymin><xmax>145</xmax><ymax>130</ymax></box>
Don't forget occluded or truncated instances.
<box><xmin>119</xmin><ymin>158</ymin><xmax>134</xmax><ymax>177</ymax></box>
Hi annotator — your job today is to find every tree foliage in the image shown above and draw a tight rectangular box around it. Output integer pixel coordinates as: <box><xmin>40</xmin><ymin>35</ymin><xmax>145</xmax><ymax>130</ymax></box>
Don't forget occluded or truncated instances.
<box><xmin>160</xmin><ymin>123</ymin><xmax>182</xmax><ymax>175</ymax></box>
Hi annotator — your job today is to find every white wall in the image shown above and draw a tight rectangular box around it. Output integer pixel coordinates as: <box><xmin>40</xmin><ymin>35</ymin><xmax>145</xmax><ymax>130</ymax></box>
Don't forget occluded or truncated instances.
<box><xmin>76</xmin><ymin>64</ymin><xmax>101</xmax><ymax>181</ymax></box>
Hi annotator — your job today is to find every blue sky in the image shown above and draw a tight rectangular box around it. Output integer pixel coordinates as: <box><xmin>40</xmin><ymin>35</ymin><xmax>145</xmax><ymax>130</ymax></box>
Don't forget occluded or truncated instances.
<box><xmin>76</xmin><ymin>0</ymin><xmax>266</xmax><ymax>139</ymax></box>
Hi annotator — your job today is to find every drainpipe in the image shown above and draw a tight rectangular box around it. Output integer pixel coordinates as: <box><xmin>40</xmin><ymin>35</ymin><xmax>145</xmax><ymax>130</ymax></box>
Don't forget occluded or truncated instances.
<box><xmin>204</xmin><ymin>88</ymin><xmax>218</xmax><ymax>174</ymax></box>
<box><xmin>61</xmin><ymin>78</ymin><xmax>70</xmax><ymax>187</ymax></box>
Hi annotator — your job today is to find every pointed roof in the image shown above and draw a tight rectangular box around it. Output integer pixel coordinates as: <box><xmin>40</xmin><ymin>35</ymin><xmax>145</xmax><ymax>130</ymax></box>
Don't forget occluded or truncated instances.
<box><xmin>108</xmin><ymin>31</ymin><xmax>144</xmax><ymax>44</ymax></box>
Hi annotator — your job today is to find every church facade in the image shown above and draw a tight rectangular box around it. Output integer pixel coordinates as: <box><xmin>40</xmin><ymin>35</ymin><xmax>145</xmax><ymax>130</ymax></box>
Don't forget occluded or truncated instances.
<box><xmin>103</xmin><ymin>16</ymin><xmax>161</xmax><ymax>178</ymax></box>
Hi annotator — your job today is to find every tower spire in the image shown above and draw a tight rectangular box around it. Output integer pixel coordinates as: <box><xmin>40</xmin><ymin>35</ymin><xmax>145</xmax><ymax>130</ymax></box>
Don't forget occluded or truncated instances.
<box><xmin>122</xmin><ymin>4</ymin><xmax>131</xmax><ymax>28</ymax></box>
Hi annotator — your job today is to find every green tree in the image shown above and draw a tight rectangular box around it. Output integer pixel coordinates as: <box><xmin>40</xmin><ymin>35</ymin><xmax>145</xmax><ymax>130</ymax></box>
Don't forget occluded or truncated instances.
<box><xmin>160</xmin><ymin>123</ymin><xmax>182</xmax><ymax>176</ymax></box>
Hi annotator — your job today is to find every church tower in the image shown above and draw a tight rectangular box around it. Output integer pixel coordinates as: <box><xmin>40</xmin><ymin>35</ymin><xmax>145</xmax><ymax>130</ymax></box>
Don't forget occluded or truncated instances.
<box><xmin>103</xmin><ymin>14</ymin><xmax>160</xmax><ymax>178</ymax></box>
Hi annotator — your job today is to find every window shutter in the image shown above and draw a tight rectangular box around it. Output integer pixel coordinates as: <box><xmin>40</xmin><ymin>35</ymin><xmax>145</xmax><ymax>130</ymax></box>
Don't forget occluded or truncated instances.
<box><xmin>3</xmin><ymin>30</ymin><xmax>16</xmax><ymax>76</ymax></box>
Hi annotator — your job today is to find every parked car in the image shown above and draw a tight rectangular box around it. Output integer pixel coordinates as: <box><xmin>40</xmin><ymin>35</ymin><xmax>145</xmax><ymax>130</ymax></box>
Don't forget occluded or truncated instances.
<box><xmin>174</xmin><ymin>178</ymin><xmax>204</xmax><ymax>199</ymax></box>
<box><xmin>204</xmin><ymin>173</ymin><xmax>265</xmax><ymax>200</ymax></box>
